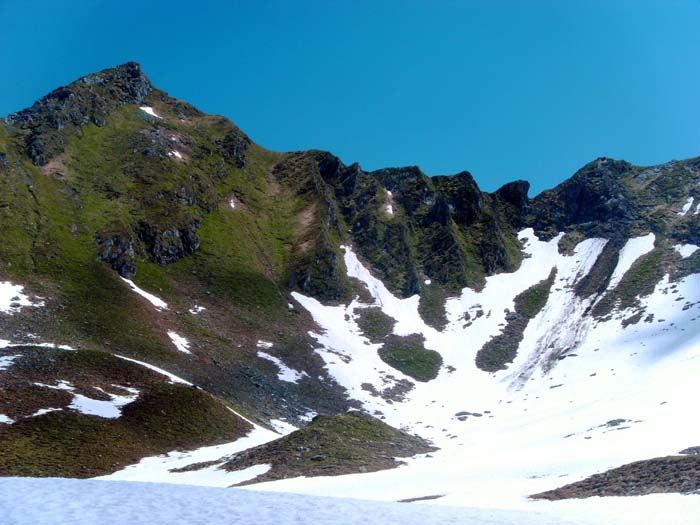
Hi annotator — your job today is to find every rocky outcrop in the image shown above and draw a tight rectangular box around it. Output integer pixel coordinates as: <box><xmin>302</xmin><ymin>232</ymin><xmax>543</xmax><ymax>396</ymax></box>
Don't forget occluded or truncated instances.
<box><xmin>136</xmin><ymin>221</ymin><xmax>201</xmax><ymax>266</ymax></box>
<box><xmin>531</xmin><ymin>455</ymin><xmax>700</xmax><ymax>499</ymax></box>
<box><xmin>94</xmin><ymin>233</ymin><xmax>137</xmax><ymax>278</ymax></box>
<box><xmin>4</xmin><ymin>62</ymin><xmax>153</xmax><ymax>165</ymax></box>
<box><xmin>528</xmin><ymin>157</ymin><xmax>641</xmax><ymax>240</ymax></box>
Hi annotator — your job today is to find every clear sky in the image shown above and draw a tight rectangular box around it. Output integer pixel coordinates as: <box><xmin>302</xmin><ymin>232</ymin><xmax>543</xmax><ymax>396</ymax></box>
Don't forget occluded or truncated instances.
<box><xmin>1</xmin><ymin>0</ymin><xmax>698</xmax><ymax>195</ymax></box>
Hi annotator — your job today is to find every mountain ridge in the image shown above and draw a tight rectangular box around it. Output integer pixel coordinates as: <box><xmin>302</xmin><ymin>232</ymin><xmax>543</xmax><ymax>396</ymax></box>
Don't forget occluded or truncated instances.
<box><xmin>1</xmin><ymin>62</ymin><xmax>699</xmax><ymax>507</ymax></box>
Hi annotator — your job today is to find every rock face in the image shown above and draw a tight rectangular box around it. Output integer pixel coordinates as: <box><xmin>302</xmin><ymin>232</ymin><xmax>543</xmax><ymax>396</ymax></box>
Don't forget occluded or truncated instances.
<box><xmin>528</xmin><ymin>158</ymin><xmax>640</xmax><ymax>240</ymax></box>
<box><xmin>94</xmin><ymin>233</ymin><xmax>137</xmax><ymax>278</ymax></box>
<box><xmin>5</xmin><ymin>63</ymin><xmax>695</xmax><ymax>302</ymax></box>
<box><xmin>137</xmin><ymin>221</ymin><xmax>201</xmax><ymax>266</ymax></box>
<box><xmin>4</xmin><ymin>62</ymin><xmax>153</xmax><ymax>165</ymax></box>
<box><xmin>278</xmin><ymin>151</ymin><xmax>527</xmax><ymax>300</ymax></box>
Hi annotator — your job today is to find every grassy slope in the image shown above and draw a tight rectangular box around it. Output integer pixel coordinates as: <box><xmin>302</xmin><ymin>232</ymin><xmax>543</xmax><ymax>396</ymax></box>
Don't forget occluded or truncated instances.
<box><xmin>0</xmin><ymin>348</ymin><xmax>251</xmax><ymax>478</ymax></box>
<box><xmin>214</xmin><ymin>411</ymin><xmax>435</xmax><ymax>484</ymax></box>
<box><xmin>0</xmin><ymin>93</ymin><xmax>351</xmax><ymax>478</ymax></box>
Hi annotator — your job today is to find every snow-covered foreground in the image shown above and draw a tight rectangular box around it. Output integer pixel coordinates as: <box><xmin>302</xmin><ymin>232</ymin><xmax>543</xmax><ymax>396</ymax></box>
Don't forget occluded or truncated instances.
<box><xmin>8</xmin><ymin>477</ymin><xmax>697</xmax><ymax>525</ymax></box>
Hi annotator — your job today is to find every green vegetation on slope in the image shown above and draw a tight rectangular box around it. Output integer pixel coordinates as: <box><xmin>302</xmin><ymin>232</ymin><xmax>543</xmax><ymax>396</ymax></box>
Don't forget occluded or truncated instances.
<box><xmin>210</xmin><ymin>411</ymin><xmax>434</xmax><ymax>484</ymax></box>
<box><xmin>378</xmin><ymin>334</ymin><xmax>442</xmax><ymax>382</ymax></box>
<box><xmin>0</xmin><ymin>348</ymin><xmax>251</xmax><ymax>478</ymax></box>
<box><xmin>531</xmin><ymin>454</ymin><xmax>700</xmax><ymax>499</ymax></box>
<box><xmin>354</xmin><ymin>307</ymin><xmax>396</xmax><ymax>342</ymax></box>
<box><xmin>476</xmin><ymin>269</ymin><xmax>556</xmax><ymax>372</ymax></box>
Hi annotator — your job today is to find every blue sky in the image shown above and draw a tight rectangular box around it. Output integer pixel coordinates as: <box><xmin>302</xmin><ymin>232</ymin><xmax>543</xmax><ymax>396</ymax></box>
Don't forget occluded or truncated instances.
<box><xmin>1</xmin><ymin>0</ymin><xmax>698</xmax><ymax>194</ymax></box>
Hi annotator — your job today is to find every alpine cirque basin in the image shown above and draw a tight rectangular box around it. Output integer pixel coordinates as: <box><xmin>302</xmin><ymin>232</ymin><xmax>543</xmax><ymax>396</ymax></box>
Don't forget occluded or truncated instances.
<box><xmin>0</xmin><ymin>63</ymin><xmax>698</xmax><ymax>522</ymax></box>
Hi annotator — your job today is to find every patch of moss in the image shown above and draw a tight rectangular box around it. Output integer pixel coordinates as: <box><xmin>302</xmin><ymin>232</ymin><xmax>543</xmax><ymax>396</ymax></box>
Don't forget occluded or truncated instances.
<box><xmin>378</xmin><ymin>334</ymin><xmax>442</xmax><ymax>382</ymax></box>
<box><xmin>418</xmin><ymin>283</ymin><xmax>448</xmax><ymax>331</ymax></box>
<box><xmin>354</xmin><ymin>307</ymin><xmax>396</xmax><ymax>342</ymax></box>
<box><xmin>592</xmin><ymin>248</ymin><xmax>666</xmax><ymax>317</ymax></box>
<box><xmin>476</xmin><ymin>270</ymin><xmax>556</xmax><ymax>372</ymax></box>
<box><xmin>515</xmin><ymin>269</ymin><xmax>556</xmax><ymax>319</ymax></box>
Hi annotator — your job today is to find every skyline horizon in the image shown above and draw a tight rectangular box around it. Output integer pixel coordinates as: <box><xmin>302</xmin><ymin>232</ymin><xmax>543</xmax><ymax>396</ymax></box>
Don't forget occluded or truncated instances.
<box><xmin>1</xmin><ymin>1</ymin><xmax>698</xmax><ymax>195</ymax></box>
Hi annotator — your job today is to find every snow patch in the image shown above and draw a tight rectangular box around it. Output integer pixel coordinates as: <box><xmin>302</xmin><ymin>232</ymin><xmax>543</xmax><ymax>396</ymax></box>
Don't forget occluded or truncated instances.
<box><xmin>256</xmin><ymin>340</ymin><xmax>274</xmax><ymax>349</ymax></box>
<box><xmin>139</xmin><ymin>106</ymin><xmax>161</xmax><ymax>118</ymax></box>
<box><xmin>34</xmin><ymin>381</ymin><xmax>139</xmax><ymax>418</ymax></box>
<box><xmin>69</xmin><ymin>387</ymin><xmax>139</xmax><ymax>419</ymax></box>
<box><xmin>0</xmin><ymin>341</ymin><xmax>75</xmax><ymax>351</ymax></box>
<box><xmin>269</xmin><ymin>419</ymin><xmax>298</xmax><ymax>435</ymax></box>
<box><xmin>424</xmin><ymin>279</ymin><xmax>431</xmax><ymax>285</ymax></box>
<box><xmin>168</xmin><ymin>150</ymin><xmax>183</xmax><ymax>159</ymax></box>
<box><xmin>29</xmin><ymin>407</ymin><xmax>62</xmax><ymax>417</ymax></box>
<box><xmin>0</xmin><ymin>414</ymin><xmax>14</xmax><ymax>424</ymax></box>
<box><xmin>0</xmin><ymin>354</ymin><xmax>21</xmax><ymax>371</ymax></box>
<box><xmin>189</xmin><ymin>305</ymin><xmax>206</xmax><ymax>315</ymax></box>
<box><xmin>98</xmin><ymin>420</ymin><xmax>280</xmax><ymax>486</ymax></box>
<box><xmin>167</xmin><ymin>331</ymin><xmax>191</xmax><ymax>354</ymax></box>
<box><xmin>606</xmin><ymin>233</ymin><xmax>655</xmax><ymax>290</ymax></box>
<box><xmin>673</xmin><ymin>243</ymin><xmax>699</xmax><ymax>259</ymax></box>
<box><xmin>229</xmin><ymin>199</ymin><xmax>236</xmax><ymax>209</ymax></box>
<box><xmin>115</xmin><ymin>355</ymin><xmax>192</xmax><ymax>385</ymax></box>
<box><xmin>0</xmin><ymin>281</ymin><xmax>43</xmax><ymax>314</ymax></box>
<box><xmin>120</xmin><ymin>278</ymin><xmax>168</xmax><ymax>310</ymax></box>
<box><xmin>678</xmin><ymin>196</ymin><xmax>694</xmax><ymax>216</ymax></box>
<box><xmin>257</xmin><ymin>352</ymin><xmax>308</xmax><ymax>383</ymax></box>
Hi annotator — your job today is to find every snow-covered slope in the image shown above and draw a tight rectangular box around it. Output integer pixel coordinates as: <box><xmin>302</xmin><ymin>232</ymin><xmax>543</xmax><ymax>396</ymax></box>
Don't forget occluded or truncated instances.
<box><xmin>5</xmin><ymin>477</ymin><xmax>700</xmax><ymax>525</ymax></box>
<box><xmin>98</xmin><ymin>227</ymin><xmax>699</xmax><ymax>521</ymax></box>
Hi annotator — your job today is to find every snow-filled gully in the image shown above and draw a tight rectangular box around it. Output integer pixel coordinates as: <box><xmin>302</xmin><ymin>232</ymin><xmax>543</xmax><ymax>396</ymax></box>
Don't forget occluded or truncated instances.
<box><xmin>267</xmin><ymin>229</ymin><xmax>700</xmax><ymax>512</ymax></box>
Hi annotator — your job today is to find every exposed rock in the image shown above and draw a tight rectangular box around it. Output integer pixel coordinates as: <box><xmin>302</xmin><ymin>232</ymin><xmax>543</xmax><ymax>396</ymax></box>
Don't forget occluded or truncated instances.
<box><xmin>531</xmin><ymin>455</ymin><xmax>700</xmax><ymax>499</ymax></box>
<box><xmin>5</xmin><ymin>62</ymin><xmax>153</xmax><ymax>165</ymax></box>
<box><xmin>94</xmin><ymin>233</ymin><xmax>136</xmax><ymax>278</ymax></box>
<box><xmin>137</xmin><ymin>221</ymin><xmax>201</xmax><ymax>266</ymax></box>
<box><xmin>529</xmin><ymin>157</ymin><xmax>640</xmax><ymax>240</ymax></box>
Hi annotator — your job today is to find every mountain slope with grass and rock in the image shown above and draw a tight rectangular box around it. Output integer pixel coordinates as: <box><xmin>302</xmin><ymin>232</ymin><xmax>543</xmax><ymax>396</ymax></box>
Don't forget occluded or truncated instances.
<box><xmin>1</xmin><ymin>63</ymin><xmax>698</xmax><ymax>522</ymax></box>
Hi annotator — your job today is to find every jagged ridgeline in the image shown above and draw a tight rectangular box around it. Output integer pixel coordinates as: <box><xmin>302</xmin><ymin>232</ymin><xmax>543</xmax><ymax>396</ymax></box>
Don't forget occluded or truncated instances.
<box><xmin>3</xmin><ymin>63</ymin><xmax>697</xmax><ymax>306</ymax></box>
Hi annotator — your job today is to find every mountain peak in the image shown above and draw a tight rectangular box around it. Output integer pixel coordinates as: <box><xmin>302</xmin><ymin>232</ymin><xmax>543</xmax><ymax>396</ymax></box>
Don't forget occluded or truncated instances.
<box><xmin>4</xmin><ymin>61</ymin><xmax>154</xmax><ymax>165</ymax></box>
<box><xmin>75</xmin><ymin>61</ymin><xmax>152</xmax><ymax>100</ymax></box>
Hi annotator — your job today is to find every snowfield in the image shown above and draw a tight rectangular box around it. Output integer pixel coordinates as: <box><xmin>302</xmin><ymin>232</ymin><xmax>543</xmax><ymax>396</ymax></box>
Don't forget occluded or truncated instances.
<box><xmin>0</xmin><ymin>478</ymin><xmax>600</xmax><ymax>525</ymax></box>
<box><xmin>2</xmin><ymin>478</ymin><xmax>699</xmax><ymax>525</ymax></box>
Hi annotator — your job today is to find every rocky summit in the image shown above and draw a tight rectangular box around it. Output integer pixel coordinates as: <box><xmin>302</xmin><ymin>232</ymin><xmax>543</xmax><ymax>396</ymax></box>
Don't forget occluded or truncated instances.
<box><xmin>0</xmin><ymin>63</ymin><xmax>699</xmax><ymax>509</ymax></box>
